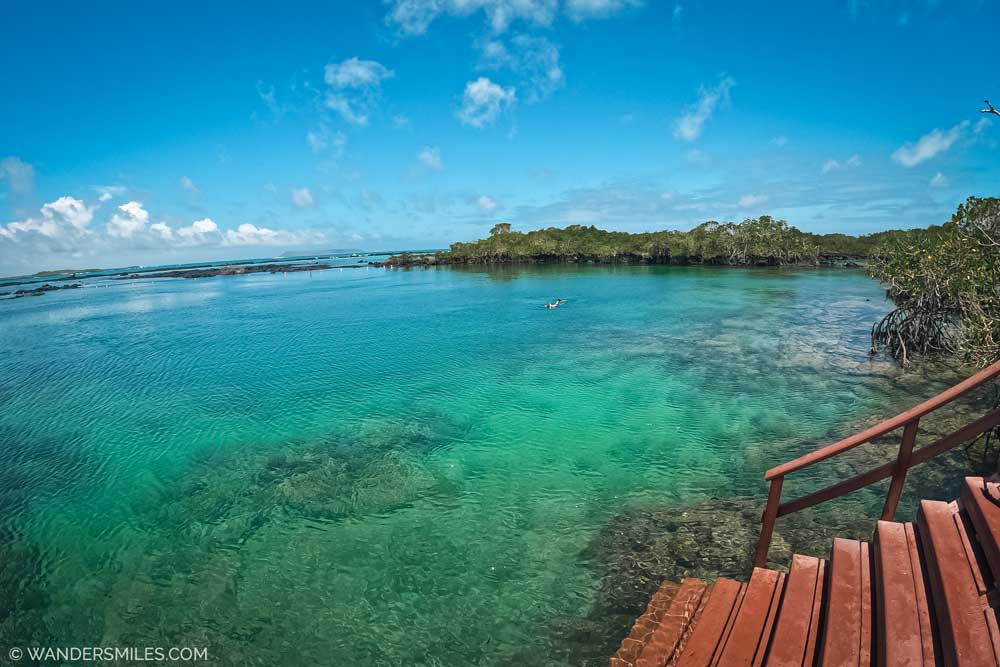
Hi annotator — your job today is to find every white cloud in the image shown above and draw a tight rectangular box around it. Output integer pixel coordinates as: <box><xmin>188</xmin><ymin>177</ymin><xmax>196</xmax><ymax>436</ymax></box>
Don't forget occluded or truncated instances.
<box><xmin>307</xmin><ymin>125</ymin><xmax>347</xmax><ymax>156</ymax></box>
<box><xmin>478</xmin><ymin>34</ymin><xmax>564</xmax><ymax>103</ymax></box>
<box><xmin>107</xmin><ymin>201</ymin><xmax>150</xmax><ymax>238</ymax></box>
<box><xmin>418</xmin><ymin>146</ymin><xmax>444</xmax><ymax>170</ymax></box>
<box><xmin>565</xmin><ymin>0</ymin><xmax>641</xmax><ymax>21</ymax></box>
<box><xmin>673</xmin><ymin>76</ymin><xmax>735</xmax><ymax>142</ymax></box>
<box><xmin>891</xmin><ymin>120</ymin><xmax>969</xmax><ymax>167</ymax></box>
<box><xmin>929</xmin><ymin>172</ymin><xmax>948</xmax><ymax>188</ymax></box>
<box><xmin>477</xmin><ymin>194</ymin><xmax>498</xmax><ymax>211</ymax></box>
<box><xmin>384</xmin><ymin>0</ymin><xmax>638</xmax><ymax>34</ymax></box>
<box><xmin>822</xmin><ymin>154</ymin><xmax>862</xmax><ymax>173</ymax></box>
<box><xmin>0</xmin><ymin>196</ymin><xmax>95</xmax><ymax>242</ymax></box>
<box><xmin>458</xmin><ymin>77</ymin><xmax>516</xmax><ymax>128</ymax></box>
<box><xmin>0</xmin><ymin>196</ymin><xmax>327</xmax><ymax>274</ymax></box>
<box><xmin>149</xmin><ymin>222</ymin><xmax>173</xmax><ymax>240</ymax></box>
<box><xmin>95</xmin><ymin>185</ymin><xmax>126</xmax><ymax>202</ymax></box>
<box><xmin>180</xmin><ymin>176</ymin><xmax>198</xmax><ymax>192</ymax></box>
<box><xmin>392</xmin><ymin>114</ymin><xmax>411</xmax><ymax>129</ymax></box>
<box><xmin>291</xmin><ymin>187</ymin><xmax>315</xmax><ymax>208</ymax></box>
<box><xmin>224</xmin><ymin>223</ymin><xmax>319</xmax><ymax>247</ymax></box>
<box><xmin>385</xmin><ymin>0</ymin><xmax>559</xmax><ymax>35</ymax></box>
<box><xmin>255</xmin><ymin>81</ymin><xmax>287</xmax><ymax>122</ymax></box>
<box><xmin>771</xmin><ymin>135</ymin><xmax>788</xmax><ymax>148</ymax></box>
<box><xmin>0</xmin><ymin>156</ymin><xmax>35</xmax><ymax>195</ymax></box>
<box><xmin>324</xmin><ymin>57</ymin><xmax>394</xmax><ymax>126</ymax></box>
<box><xmin>738</xmin><ymin>193</ymin><xmax>768</xmax><ymax>208</ymax></box>
<box><xmin>324</xmin><ymin>57</ymin><xmax>394</xmax><ymax>89</ymax></box>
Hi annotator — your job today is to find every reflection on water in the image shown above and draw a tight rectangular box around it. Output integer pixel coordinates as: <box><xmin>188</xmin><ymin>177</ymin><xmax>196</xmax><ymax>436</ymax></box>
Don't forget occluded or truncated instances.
<box><xmin>0</xmin><ymin>265</ymin><xmax>989</xmax><ymax>665</ymax></box>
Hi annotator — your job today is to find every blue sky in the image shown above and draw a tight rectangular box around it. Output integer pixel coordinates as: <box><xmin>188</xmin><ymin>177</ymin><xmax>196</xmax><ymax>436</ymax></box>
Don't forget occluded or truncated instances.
<box><xmin>1</xmin><ymin>0</ymin><xmax>997</xmax><ymax>274</ymax></box>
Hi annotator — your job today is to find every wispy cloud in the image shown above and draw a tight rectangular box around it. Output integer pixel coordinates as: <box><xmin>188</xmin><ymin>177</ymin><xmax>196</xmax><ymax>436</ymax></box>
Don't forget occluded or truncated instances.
<box><xmin>384</xmin><ymin>0</ymin><xmax>638</xmax><ymax>36</ymax></box>
<box><xmin>673</xmin><ymin>76</ymin><xmax>735</xmax><ymax>142</ymax></box>
<box><xmin>458</xmin><ymin>77</ymin><xmax>516</xmax><ymax>128</ymax></box>
<box><xmin>0</xmin><ymin>156</ymin><xmax>35</xmax><ymax>196</ymax></box>
<box><xmin>477</xmin><ymin>194</ymin><xmax>499</xmax><ymax>212</ymax></box>
<box><xmin>738</xmin><ymin>193</ymin><xmax>768</xmax><ymax>208</ymax></box>
<box><xmin>822</xmin><ymin>154</ymin><xmax>862</xmax><ymax>173</ymax></box>
<box><xmin>324</xmin><ymin>57</ymin><xmax>394</xmax><ymax>126</ymax></box>
<box><xmin>291</xmin><ymin>187</ymin><xmax>315</xmax><ymax>208</ymax></box>
<box><xmin>478</xmin><ymin>34</ymin><xmax>564</xmax><ymax>103</ymax></box>
<box><xmin>180</xmin><ymin>176</ymin><xmax>198</xmax><ymax>192</ymax></box>
<box><xmin>418</xmin><ymin>146</ymin><xmax>444</xmax><ymax>171</ymax></box>
<box><xmin>891</xmin><ymin>120</ymin><xmax>968</xmax><ymax>167</ymax></box>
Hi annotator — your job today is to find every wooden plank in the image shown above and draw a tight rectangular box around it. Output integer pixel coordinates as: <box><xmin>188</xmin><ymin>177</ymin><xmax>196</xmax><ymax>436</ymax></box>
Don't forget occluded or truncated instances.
<box><xmin>766</xmin><ymin>555</ymin><xmax>825</xmax><ymax>667</ymax></box>
<box><xmin>916</xmin><ymin>499</ymin><xmax>1000</xmax><ymax>666</ymax></box>
<box><xmin>755</xmin><ymin>571</ymin><xmax>786</xmax><ymax>667</ymax></box>
<box><xmin>874</xmin><ymin>521</ymin><xmax>931</xmax><ymax>666</ymax></box>
<box><xmin>819</xmin><ymin>538</ymin><xmax>872</xmax><ymax>667</ymax></box>
<box><xmin>859</xmin><ymin>542</ymin><xmax>872</xmax><ymax>667</ymax></box>
<box><xmin>714</xmin><ymin>567</ymin><xmax>783</xmax><ymax>667</ymax></box>
<box><xmin>635</xmin><ymin>579</ymin><xmax>709</xmax><ymax>667</ymax></box>
<box><xmin>881</xmin><ymin>420</ymin><xmax>920</xmax><ymax>520</ymax></box>
<box><xmin>674</xmin><ymin>579</ymin><xmax>744</xmax><ymax>667</ymax></box>
<box><xmin>905</xmin><ymin>522</ymin><xmax>937</xmax><ymax>665</ymax></box>
<box><xmin>803</xmin><ymin>559</ymin><xmax>826</xmax><ymax>667</ymax></box>
<box><xmin>615</xmin><ymin>581</ymin><xmax>682</xmax><ymax>665</ymax></box>
<box><xmin>961</xmin><ymin>476</ymin><xmax>1000</xmax><ymax>584</ymax></box>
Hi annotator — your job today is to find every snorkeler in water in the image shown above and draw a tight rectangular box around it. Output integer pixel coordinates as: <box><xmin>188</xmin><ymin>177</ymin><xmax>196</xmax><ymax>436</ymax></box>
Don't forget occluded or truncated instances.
<box><xmin>544</xmin><ymin>298</ymin><xmax>565</xmax><ymax>309</ymax></box>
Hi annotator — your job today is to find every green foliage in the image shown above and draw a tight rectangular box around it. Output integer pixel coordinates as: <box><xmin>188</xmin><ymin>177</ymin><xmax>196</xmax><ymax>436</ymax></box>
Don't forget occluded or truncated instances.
<box><xmin>441</xmin><ymin>217</ymin><xmax>896</xmax><ymax>266</ymax></box>
<box><xmin>868</xmin><ymin>197</ymin><xmax>1000</xmax><ymax>367</ymax></box>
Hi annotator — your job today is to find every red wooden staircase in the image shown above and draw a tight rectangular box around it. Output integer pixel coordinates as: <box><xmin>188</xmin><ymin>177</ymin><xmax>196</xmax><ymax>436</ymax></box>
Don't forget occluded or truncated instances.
<box><xmin>612</xmin><ymin>477</ymin><xmax>1000</xmax><ymax>667</ymax></box>
<box><xmin>613</xmin><ymin>360</ymin><xmax>1000</xmax><ymax>666</ymax></box>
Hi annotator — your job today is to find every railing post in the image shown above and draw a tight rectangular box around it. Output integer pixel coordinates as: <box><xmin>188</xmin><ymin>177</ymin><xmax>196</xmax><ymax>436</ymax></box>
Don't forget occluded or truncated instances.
<box><xmin>881</xmin><ymin>418</ymin><xmax>920</xmax><ymax>521</ymax></box>
<box><xmin>754</xmin><ymin>476</ymin><xmax>784</xmax><ymax>569</ymax></box>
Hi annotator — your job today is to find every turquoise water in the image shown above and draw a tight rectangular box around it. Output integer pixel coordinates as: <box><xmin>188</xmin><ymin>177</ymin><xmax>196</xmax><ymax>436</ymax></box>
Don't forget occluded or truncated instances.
<box><xmin>0</xmin><ymin>265</ymin><xmax>948</xmax><ymax>664</ymax></box>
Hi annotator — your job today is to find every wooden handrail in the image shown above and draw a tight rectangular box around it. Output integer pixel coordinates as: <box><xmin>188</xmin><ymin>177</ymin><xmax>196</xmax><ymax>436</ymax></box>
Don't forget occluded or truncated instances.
<box><xmin>765</xmin><ymin>359</ymin><xmax>1000</xmax><ymax>480</ymax></box>
<box><xmin>752</xmin><ymin>358</ymin><xmax>1000</xmax><ymax>569</ymax></box>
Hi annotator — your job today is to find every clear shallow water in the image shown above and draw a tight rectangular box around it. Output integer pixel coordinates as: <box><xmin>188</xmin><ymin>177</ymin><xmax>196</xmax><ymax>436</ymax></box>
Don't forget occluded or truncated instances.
<box><xmin>0</xmin><ymin>265</ymin><xmax>959</xmax><ymax>665</ymax></box>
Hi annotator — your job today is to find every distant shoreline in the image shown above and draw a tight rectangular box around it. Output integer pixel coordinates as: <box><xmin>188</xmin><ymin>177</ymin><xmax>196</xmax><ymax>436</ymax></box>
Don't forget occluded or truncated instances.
<box><xmin>383</xmin><ymin>252</ymin><xmax>867</xmax><ymax>269</ymax></box>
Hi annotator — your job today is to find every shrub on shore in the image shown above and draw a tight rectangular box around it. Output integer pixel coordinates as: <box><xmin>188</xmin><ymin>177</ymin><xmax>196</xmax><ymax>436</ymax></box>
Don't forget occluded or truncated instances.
<box><xmin>869</xmin><ymin>197</ymin><xmax>1000</xmax><ymax>367</ymax></box>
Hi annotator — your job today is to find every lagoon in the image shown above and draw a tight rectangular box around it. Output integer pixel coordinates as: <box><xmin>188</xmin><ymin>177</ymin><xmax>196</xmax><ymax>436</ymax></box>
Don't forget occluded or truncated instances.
<box><xmin>0</xmin><ymin>264</ymin><xmax>959</xmax><ymax>665</ymax></box>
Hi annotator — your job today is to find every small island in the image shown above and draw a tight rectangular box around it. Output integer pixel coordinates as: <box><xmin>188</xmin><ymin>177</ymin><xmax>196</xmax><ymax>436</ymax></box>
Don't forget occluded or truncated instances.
<box><xmin>384</xmin><ymin>216</ymin><xmax>919</xmax><ymax>268</ymax></box>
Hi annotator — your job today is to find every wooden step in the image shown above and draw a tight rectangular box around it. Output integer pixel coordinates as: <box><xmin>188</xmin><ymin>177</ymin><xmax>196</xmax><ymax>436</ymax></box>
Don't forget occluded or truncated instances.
<box><xmin>961</xmin><ymin>477</ymin><xmax>1000</xmax><ymax>585</ymax></box>
<box><xmin>917</xmin><ymin>499</ymin><xmax>1000</xmax><ymax>666</ymax></box>
<box><xmin>766</xmin><ymin>554</ymin><xmax>826</xmax><ymax>667</ymax></box>
<box><xmin>713</xmin><ymin>567</ymin><xmax>785</xmax><ymax>667</ymax></box>
<box><xmin>613</xmin><ymin>578</ymin><xmax>710</xmax><ymax>667</ymax></box>
<box><xmin>872</xmin><ymin>521</ymin><xmax>936</xmax><ymax>666</ymax></box>
<box><xmin>673</xmin><ymin>578</ymin><xmax>744</xmax><ymax>667</ymax></box>
<box><xmin>614</xmin><ymin>581</ymin><xmax>683</xmax><ymax>666</ymax></box>
<box><xmin>819</xmin><ymin>538</ymin><xmax>872</xmax><ymax>667</ymax></box>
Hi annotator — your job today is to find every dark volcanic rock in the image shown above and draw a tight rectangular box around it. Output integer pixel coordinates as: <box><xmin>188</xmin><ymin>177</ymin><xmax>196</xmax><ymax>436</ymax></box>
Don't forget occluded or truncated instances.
<box><xmin>2</xmin><ymin>283</ymin><xmax>82</xmax><ymax>300</ymax></box>
<box><xmin>115</xmin><ymin>263</ymin><xmax>339</xmax><ymax>280</ymax></box>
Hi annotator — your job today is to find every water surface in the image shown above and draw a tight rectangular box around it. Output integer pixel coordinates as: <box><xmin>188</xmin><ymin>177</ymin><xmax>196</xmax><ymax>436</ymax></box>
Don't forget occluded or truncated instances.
<box><xmin>0</xmin><ymin>265</ymin><xmax>957</xmax><ymax>665</ymax></box>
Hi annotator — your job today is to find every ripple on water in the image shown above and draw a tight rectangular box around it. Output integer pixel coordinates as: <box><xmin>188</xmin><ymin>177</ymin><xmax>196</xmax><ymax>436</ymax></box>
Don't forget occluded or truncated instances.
<box><xmin>0</xmin><ymin>266</ymin><xmax>978</xmax><ymax>665</ymax></box>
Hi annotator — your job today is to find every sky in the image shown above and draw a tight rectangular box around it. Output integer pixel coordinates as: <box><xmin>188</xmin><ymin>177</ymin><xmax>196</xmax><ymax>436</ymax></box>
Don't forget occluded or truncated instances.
<box><xmin>1</xmin><ymin>0</ymin><xmax>998</xmax><ymax>274</ymax></box>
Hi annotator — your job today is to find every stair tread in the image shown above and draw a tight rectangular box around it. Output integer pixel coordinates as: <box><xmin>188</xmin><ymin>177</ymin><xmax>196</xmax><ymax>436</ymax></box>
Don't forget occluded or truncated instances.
<box><xmin>819</xmin><ymin>538</ymin><xmax>872</xmax><ymax>667</ymax></box>
<box><xmin>766</xmin><ymin>554</ymin><xmax>825</xmax><ymax>667</ymax></box>
<box><xmin>917</xmin><ymin>499</ymin><xmax>1000</xmax><ymax>666</ymax></box>
<box><xmin>961</xmin><ymin>476</ymin><xmax>1000</xmax><ymax>584</ymax></box>
<box><xmin>873</xmin><ymin>521</ymin><xmax>935</xmax><ymax>666</ymax></box>
<box><xmin>673</xmin><ymin>578</ymin><xmax>743</xmax><ymax>667</ymax></box>
<box><xmin>715</xmin><ymin>567</ymin><xmax>785</xmax><ymax>667</ymax></box>
<box><xmin>634</xmin><ymin>578</ymin><xmax>710</xmax><ymax>667</ymax></box>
